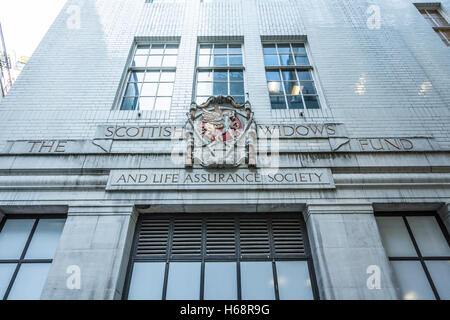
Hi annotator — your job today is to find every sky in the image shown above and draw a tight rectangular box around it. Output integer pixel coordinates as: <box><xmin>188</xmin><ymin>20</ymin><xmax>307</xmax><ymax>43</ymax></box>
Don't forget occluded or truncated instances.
<box><xmin>0</xmin><ymin>0</ymin><xmax>67</xmax><ymax>61</ymax></box>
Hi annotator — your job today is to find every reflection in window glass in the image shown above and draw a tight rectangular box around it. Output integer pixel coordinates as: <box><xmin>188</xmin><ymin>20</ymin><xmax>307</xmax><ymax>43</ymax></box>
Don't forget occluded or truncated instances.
<box><xmin>406</xmin><ymin>216</ymin><xmax>450</xmax><ymax>257</ymax></box>
<box><xmin>241</xmin><ymin>262</ymin><xmax>275</xmax><ymax>300</ymax></box>
<box><xmin>166</xmin><ymin>262</ymin><xmax>201</xmax><ymax>300</ymax></box>
<box><xmin>204</xmin><ymin>262</ymin><xmax>237</xmax><ymax>300</ymax></box>
<box><xmin>7</xmin><ymin>263</ymin><xmax>51</xmax><ymax>300</ymax></box>
<box><xmin>276</xmin><ymin>261</ymin><xmax>313</xmax><ymax>300</ymax></box>
<box><xmin>425</xmin><ymin>261</ymin><xmax>450</xmax><ymax>299</ymax></box>
<box><xmin>391</xmin><ymin>261</ymin><xmax>435</xmax><ymax>300</ymax></box>
<box><xmin>25</xmin><ymin>219</ymin><xmax>65</xmax><ymax>259</ymax></box>
<box><xmin>376</xmin><ymin>217</ymin><xmax>416</xmax><ymax>257</ymax></box>
<box><xmin>0</xmin><ymin>219</ymin><xmax>35</xmax><ymax>259</ymax></box>
<box><xmin>0</xmin><ymin>264</ymin><xmax>16</xmax><ymax>299</ymax></box>
<box><xmin>128</xmin><ymin>262</ymin><xmax>166</xmax><ymax>300</ymax></box>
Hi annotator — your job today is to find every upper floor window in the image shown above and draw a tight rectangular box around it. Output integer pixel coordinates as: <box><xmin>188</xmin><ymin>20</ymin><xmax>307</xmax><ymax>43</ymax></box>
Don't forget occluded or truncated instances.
<box><xmin>195</xmin><ymin>43</ymin><xmax>245</xmax><ymax>105</ymax></box>
<box><xmin>0</xmin><ymin>216</ymin><xmax>66</xmax><ymax>300</ymax></box>
<box><xmin>263</xmin><ymin>43</ymin><xmax>321</xmax><ymax>110</ymax></box>
<box><xmin>376</xmin><ymin>213</ymin><xmax>450</xmax><ymax>300</ymax></box>
<box><xmin>416</xmin><ymin>3</ymin><xmax>450</xmax><ymax>46</ymax></box>
<box><xmin>120</xmin><ymin>43</ymin><xmax>179</xmax><ymax>111</ymax></box>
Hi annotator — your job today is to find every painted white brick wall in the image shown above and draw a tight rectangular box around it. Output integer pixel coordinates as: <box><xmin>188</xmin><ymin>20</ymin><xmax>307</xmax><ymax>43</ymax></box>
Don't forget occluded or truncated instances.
<box><xmin>0</xmin><ymin>0</ymin><xmax>449</xmax><ymax>149</ymax></box>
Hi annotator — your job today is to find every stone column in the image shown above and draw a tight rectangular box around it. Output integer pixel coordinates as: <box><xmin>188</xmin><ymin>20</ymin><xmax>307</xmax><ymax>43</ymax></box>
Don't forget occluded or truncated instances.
<box><xmin>305</xmin><ymin>203</ymin><xmax>398</xmax><ymax>300</ymax></box>
<box><xmin>41</xmin><ymin>205</ymin><xmax>137</xmax><ymax>300</ymax></box>
<box><xmin>438</xmin><ymin>203</ymin><xmax>450</xmax><ymax>233</ymax></box>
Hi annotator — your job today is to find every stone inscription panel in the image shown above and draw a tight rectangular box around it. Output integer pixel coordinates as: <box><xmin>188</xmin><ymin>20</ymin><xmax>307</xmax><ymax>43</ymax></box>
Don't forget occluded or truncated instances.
<box><xmin>106</xmin><ymin>168</ymin><xmax>335</xmax><ymax>191</ymax></box>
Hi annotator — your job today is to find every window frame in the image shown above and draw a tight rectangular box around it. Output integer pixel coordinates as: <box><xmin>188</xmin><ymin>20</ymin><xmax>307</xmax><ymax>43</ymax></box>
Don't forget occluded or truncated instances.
<box><xmin>0</xmin><ymin>214</ymin><xmax>66</xmax><ymax>300</ymax></box>
<box><xmin>118</xmin><ymin>42</ymin><xmax>179</xmax><ymax>111</ymax></box>
<box><xmin>122</xmin><ymin>212</ymin><xmax>320</xmax><ymax>300</ymax></box>
<box><xmin>262</xmin><ymin>41</ymin><xmax>323</xmax><ymax>110</ymax></box>
<box><xmin>376</xmin><ymin>211</ymin><xmax>450</xmax><ymax>300</ymax></box>
<box><xmin>194</xmin><ymin>42</ymin><xmax>247</xmax><ymax>105</ymax></box>
<box><xmin>416</xmin><ymin>3</ymin><xmax>450</xmax><ymax>46</ymax></box>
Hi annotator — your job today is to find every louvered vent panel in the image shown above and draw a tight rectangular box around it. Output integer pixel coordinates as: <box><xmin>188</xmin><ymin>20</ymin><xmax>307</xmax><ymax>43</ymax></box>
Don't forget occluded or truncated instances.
<box><xmin>240</xmin><ymin>219</ymin><xmax>270</xmax><ymax>255</ymax></box>
<box><xmin>136</xmin><ymin>218</ymin><xmax>170</xmax><ymax>257</ymax></box>
<box><xmin>272</xmin><ymin>218</ymin><xmax>305</xmax><ymax>255</ymax></box>
<box><xmin>171</xmin><ymin>218</ymin><xmax>203</xmax><ymax>256</ymax></box>
<box><xmin>206</xmin><ymin>218</ymin><xmax>236</xmax><ymax>256</ymax></box>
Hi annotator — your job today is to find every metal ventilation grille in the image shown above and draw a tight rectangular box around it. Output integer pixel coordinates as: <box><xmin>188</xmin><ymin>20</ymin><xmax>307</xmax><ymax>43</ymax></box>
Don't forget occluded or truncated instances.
<box><xmin>136</xmin><ymin>215</ymin><xmax>307</xmax><ymax>258</ymax></box>
<box><xmin>206</xmin><ymin>218</ymin><xmax>236</xmax><ymax>256</ymax></box>
<box><xmin>272</xmin><ymin>218</ymin><xmax>305</xmax><ymax>255</ymax></box>
<box><xmin>171</xmin><ymin>218</ymin><xmax>203</xmax><ymax>256</ymax></box>
<box><xmin>136</xmin><ymin>218</ymin><xmax>170</xmax><ymax>257</ymax></box>
<box><xmin>240</xmin><ymin>219</ymin><xmax>270</xmax><ymax>255</ymax></box>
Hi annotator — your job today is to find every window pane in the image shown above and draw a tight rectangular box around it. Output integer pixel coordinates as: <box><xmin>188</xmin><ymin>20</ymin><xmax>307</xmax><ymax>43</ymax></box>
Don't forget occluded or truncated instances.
<box><xmin>232</xmin><ymin>96</ymin><xmax>245</xmax><ymax>104</ymax></box>
<box><xmin>145</xmin><ymin>71</ymin><xmax>160</xmax><ymax>82</ymax></box>
<box><xmin>150</xmin><ymin>44</ymin><xmax>164</xmax><ymax>55</ymax></box>
<box><xmin>147</xmin><ymin>55</ymin><xmax>163</xmax><ymax>67</ymax></box>
<box><xmin>270</xmin><ymin>96</ymin><xmax>287</xmax><ymax>109</ymax></box>
<box><xmin>292</xmin><ymin>44</ymin><xmax>306</xmax><ymax>54</ymax></box>
<box><xmin>228</xmin><ymin>44</ymin><xmax>242</xmax><ymax>54</ymax></box>
<box><xmin>263</xmin><ymin>44</ymin><xmax>277</xmax><ymax>54</ymax></box>
<box><xmin>301</xmin><ymin>81</ymin><xmax>317</xmax><ymax>95</ymax></box>
<box><xmin>204</xmin><ymin>262</ymin><xmax>237</xmax><ymax>300</ymax></box>
<box><xmin>268</xmin><ymin>81</ymin><xmax>283</xmax><ymax>95</ymax></box>
<box><xmin>391</xmin><ymin>261</ymin><xmax>435</xmax><ymax>300</ymax></box>
<box><xmin>229</xmin><ymin>56</ymin><xmax>243</xmax><ymax>66</ymax></box>
<box><xmin>162</xmin><ymin>55</ymin><xmax>177</xmax><ymax>67</ymax></box>
<box><xmin>132</xmin><ymin>55</ymin><xmax>148</xmax><ymax>67</ymax></box>
<box><xmin>266</xmin><ymin>71</ymin><xmax>281</xmax><ymax>81</ymax></box>
<box><xmin>7</xmin><ymin>263</ymin><xmax>51</xmax><ymax>300</ymax></box>
<box><xmin>0</xmin><ymin>264</ymin><xmax>16</xmax><ymax>299</ymax></box>
<box><xmin>128</xmin><ymin>262</ymin><xmax>165</xmax><ymax>300</ymax></box>
<box><xmin>284</xmin><ymin>81</ymin><xmax>300</xmax><ymax>95</ymax></box>
<box><xmin>141</xmin><ymin>83</ymin><xmax>158</xmax><ymax>96</ymax></box>
<box><xmin>230</xmin><ymin>71</ymin><xmax>243</xmax><ymax>81</ymax></box>
<box><xmin>287</xmin><ymin>95</ymin><xmax>304</xmax><ymax>109</ymax></box>
<box><xmin>376</xmin><ymin>217</ymin><xmax>417</xmax><ymax>257</ymax></box>
<box><xmin>166</xmin><ymin>262</ymin><xmax>201</xmax><ymax>300</ymax></box>
<box><xmin>425</xmin><ymin>261</ymin><xmax>450</xmax><ymax>300</ymax></box>
<box><xmin>295</xmin><ymin>55</ymin><xmax>310</xmax><ymax>65</ymax></box>
<box><xmin>154</xmin><ymin>97</ymin><xmax>171</xmax><ymax>111</ymax></box>
<box><xmin>139</xmin><ymin>97</ymin><xmax>155</xmax><ymax>111</ymax></box>
<box><xmin>277</xmin><ymin>44</ymin><xmax>291</xmax><ymax>54</ymax></box>
<box><xmin>197</xmin><ymin>82</ymin><xmax>212</xmax><ymax>96</ymax></box>
<box><xmin>0</xmin><ymin>219</ymin><xmax>35</xmax><ymax>259</ymax></box>
<box><xmin>157</xmin><ymin>83</ymin><xmax>174</xmax><ymax>96</ymax></box>
<box><xmin>165</xmin><ymin>44</ymin><xmax>179</xmax><ymax>54</ymax></box>
<box><xmin>241</xmin><ymin>262</ymin><xmax>275</xmax><ymax>300</ymax></box>
<box><xmin>122</xmin><ymin>97</ymin><xmax>139</xmax><ymax>110</ymax></box>
<box><xmin>199</xmin><ymin>55</ymin><xmax>212</xmax><ymax>67</ymax></box>
<box><xmin>124</xmin><ymin>83</ymin><xmax>141</xmax><ymax>97</ymax></box>
<box><xmin>160</xmin><ymin>71</ymin><xmax>175</xmax><ymax>82</ymax></box>
<box><xmin>281</xmin><ymin>70</ymin><xmax>297</xmax><ymax>81</ymax></box>
<box><xmin>213</xmin><ymin>55</ymin><xmax>227</xmax><ymax>66</ymax></box>
<box><xmin>25</xmin><ymin>219</ymin><xmax>65</xmax><ymax>260</ymax></box>
<box><xmin>213</xmin><ymin>71</ymin><xmax>227</xmax><ymax>81</ymax></box>
<box><xmin>276</xmin><ymin>261</ymin><xmax>313</xmax><ymax>300</ymax></box>
<box><xmin>213</xmin><ymin>82</ymin><xmax>228</xmax><ymax>95</ymax></box>
<box><xmin>129</xmin><ymin>71</ymin><xmax>145</xmax><ymax>82</ymax></box>
<box><xmin>230</xmin><ymin>82</ymin><xmax>244</xmax><ymax>96</ymax></box>
<box><xmin>214</xmin><ymin>44</ymin><xmax>227</xmax><ymax>54</ymax></box>
<box><xmin>264</xmin><ymin>55</ymin><xmax>279</xmax><ymax>66</ymax></box>
<box><xmin>279</xmin><ymin>54</ymin><xmax>295</xmax><ymax>66</ymax></box>
<box><xmin>407</xmin><ymin>216</ymin><xmax>450</xmax><ymax>257</ymax></box>
<box><xmin>199</xmin><ymin>44</ymin><xmax>212</xmax><ymax>55</ymax></box>
<box><xmin>135</xmin><ymin>45</ymin><xmax>150</xmax><ymax>55</ymax></box>
<box><xmin>304</xmin><ymin>96</ymin><xmax>320</xmax><ymax>109</ymax></box>
<box><xmin>297</xmin><ymin>70</ymin><xmax>312</xmax><ymax>80</ymax></box>
<box><xmin>197</xmin><ymin>70</ymin><xmax>213</xmax><ymax>81</ymax></box>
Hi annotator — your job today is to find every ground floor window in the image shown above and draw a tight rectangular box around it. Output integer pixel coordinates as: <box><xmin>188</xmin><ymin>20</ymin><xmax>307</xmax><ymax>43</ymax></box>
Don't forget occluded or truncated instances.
<box><xmin>376</xmin><ymin>212</ymin><xmax>450</xmax><ymax>300</ymax></box>
<box><xmin>0</xmin><ymin>215</ymin><xmax>66</xmax><ymax>300</ymax></box>
<box><xmin>124</xmin><ymin>213</ymin><xmax>318</xmax><ymax>300</ymax></box>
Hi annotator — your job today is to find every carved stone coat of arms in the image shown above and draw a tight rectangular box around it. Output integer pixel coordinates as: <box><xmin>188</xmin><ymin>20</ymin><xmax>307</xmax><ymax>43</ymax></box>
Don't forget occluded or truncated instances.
<box><xmin>185</xmin><ymin>96</ymin><xmax>256</xmax><ymax>168</ymax></box>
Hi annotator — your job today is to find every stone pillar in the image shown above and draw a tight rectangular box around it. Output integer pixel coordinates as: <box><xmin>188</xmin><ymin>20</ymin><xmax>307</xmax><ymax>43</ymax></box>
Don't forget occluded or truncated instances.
<box><xmin>305</xmin><ymin>203</ymin><xmax>398</xmax><ymax>300</ymax></box>
<box><xmin>41</xmin><ymin>205</ymin><xmax>137</xmax><ymax>300</ymax></box>
<box><xmin>438</xmin><ymin>203</ymin><xmax>450</xmax><ymax>233</ymax></box>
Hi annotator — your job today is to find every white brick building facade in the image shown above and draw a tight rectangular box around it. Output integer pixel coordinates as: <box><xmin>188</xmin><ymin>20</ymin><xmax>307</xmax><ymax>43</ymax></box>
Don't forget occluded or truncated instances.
<box><xmin>0</xmin><ymin>0</ymin><xmax>449</xmax><ymax>300</ymax></box>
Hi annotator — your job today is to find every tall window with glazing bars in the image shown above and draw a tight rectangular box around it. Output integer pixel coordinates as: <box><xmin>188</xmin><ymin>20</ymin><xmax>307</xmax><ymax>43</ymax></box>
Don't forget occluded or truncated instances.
<box><xmin>120</xmin><ymin>43</ymin><xmax>179</xmax><ymax>111</ymax></box>
<box><xmin>263</xmin><ymin>43</ymin><xmax>320</xmax><ymax>110</ymax></box>
<box><xmin>195</xmin><ymin>43</ymin><xmax>245</xmax><ymax>105</ymax></box>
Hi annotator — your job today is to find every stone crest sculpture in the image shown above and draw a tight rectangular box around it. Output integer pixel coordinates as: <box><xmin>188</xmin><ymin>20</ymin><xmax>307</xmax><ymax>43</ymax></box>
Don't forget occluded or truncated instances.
<box><xmin>185</xmin><ymin>95</ymin><xmax>256</xmax><ymax>168</ymax></box>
